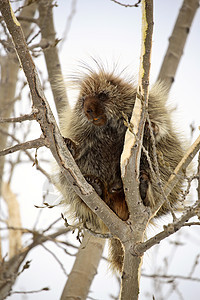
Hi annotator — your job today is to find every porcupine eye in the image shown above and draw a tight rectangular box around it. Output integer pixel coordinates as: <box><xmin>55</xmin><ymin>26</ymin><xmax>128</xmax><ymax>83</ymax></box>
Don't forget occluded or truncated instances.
<box><xmin>98</xmin><ymin>92</ymin><xmax>108</xmax><ymax>101</ymax></box>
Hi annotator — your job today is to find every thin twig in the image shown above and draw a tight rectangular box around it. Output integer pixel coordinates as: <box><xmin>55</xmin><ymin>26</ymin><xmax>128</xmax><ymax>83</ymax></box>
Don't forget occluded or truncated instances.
<box><xmin>181</xmin><ymin>174</ymin><xmax>199</xmax><ymax>202</ymax></box>
<box><xmin>188</xmin><ymin>254</ymin><xmax>200</xmax><ymax>277</ymax></box>
<box><xmin>0</xmin><ymin>129</ymin><xmax>51</xmax><ymax>181</ymax></box>
<box><xmin>110</xmin><ymin>0</ymin><xmax>141</xmax><ymax>7</ymax></box>
<box><xmin>41</xmin><ymin>244</ymin><xmax>68</xmax><ymax>277</ymax></box>
<box><xmin>10</xmin><ymin>287</ymin><xmax>49</xmax><ymax>295</ymax></box>
<box><xmin>181</xmin><ymin>221</ymin><xmax>200</xmax><ymax>227</ymax></box>
<box><xmin>0</xmin><ymin>137</ymin><xmax>46</xmax><ymax>156</ymax></box>
<box><xmin>42</xmin><ymin>217</ymin><xmax>62</xmax><ymax>233</ymax></box>
<box><xmin>27</xmin><ymin>29</ymin><xmax>41</xmax><ymax>45</ymax></box>
<box><xmin>142</xmin><ymin>273</ymin><xmax>200</xmax><ymax>282</ymax></box>
<box><xmin>0</xmin><ymin>112</ymin><xmax>36</xmax><ymax>123</ymax></box>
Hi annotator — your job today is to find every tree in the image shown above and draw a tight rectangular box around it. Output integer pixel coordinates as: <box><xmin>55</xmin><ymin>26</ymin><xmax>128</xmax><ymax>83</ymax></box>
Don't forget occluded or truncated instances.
<box><xmin>0</xmin><ymin>0</ymin><xmax>200</xmax><ymax>299</ymax></box>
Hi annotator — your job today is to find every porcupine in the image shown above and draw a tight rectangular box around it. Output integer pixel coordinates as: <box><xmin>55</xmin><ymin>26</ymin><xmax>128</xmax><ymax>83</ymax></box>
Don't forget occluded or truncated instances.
<box><xmin>55</xmin><ymin>65</ymin><xmax>184</xmax><ymax>272</ymax></box>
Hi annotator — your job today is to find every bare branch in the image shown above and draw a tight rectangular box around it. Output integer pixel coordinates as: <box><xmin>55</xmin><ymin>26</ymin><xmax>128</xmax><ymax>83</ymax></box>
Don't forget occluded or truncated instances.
<box><xmin>0</xmin><ymin>128</ymin><xmax>51</xmax><ymax>181</ymax></box>
<box><xmin>188</xmin><ymin>254</ymin><xmax>200</xmax><ymax>277</ymax></box>
<box><xmin>0</xmin><ymin>112</ymin><xmax>36</xmax><ymax>123</ymax></box>
<box><xmin>110</xmin><ymin>0</ymin><xmax>141</xmax><ymax>7</ymax></box>
<box><xmin>10</xmin><ymin>287</ymin><xmax>49</xmax><ymax>296</ymax></box>
<box><xmin>142</xmin><ymin>273</ymin><xmax>200</xmax><ymax>282</ymax></box>
<box><xmin>182</xmin><ymin>222</ymin><xmax>200</xmax><ymax>227</ymax></box>
<box><xmin>26</xmin><ymin>28</ymin><xmax>41</xmax><ymax>45</ymax></box>
<box><xmin>0</xmin><ymin>137</ymin><xmax>46</xmax><ymax>156</ymax></box>
<box><xmin>135</xmin><ymin>201</ymin><xmax>200</xmax><ymax>255</ymax></box>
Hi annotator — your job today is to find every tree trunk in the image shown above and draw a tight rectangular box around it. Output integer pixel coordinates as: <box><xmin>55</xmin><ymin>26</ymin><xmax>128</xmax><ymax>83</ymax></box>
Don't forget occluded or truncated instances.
<box><xmin>60</xmin><ymin>232</ymin><xmax>105</xmax><ymax>300</ymax></box>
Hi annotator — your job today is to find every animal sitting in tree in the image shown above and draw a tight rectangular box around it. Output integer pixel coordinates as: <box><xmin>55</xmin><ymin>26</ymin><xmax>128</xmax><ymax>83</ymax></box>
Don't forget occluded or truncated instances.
<box><xmin>54</xmin><ymin>65</ymin><xmax>184</xmax><ymax>272</ymax></box>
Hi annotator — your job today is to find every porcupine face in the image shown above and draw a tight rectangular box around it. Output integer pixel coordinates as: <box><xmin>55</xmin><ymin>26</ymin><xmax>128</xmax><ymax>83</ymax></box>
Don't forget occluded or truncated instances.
<box><xmin>83</xmin><ymin>92</ymin><xmax>108</xmax><ymax>126</ymax></box>
<box><xmin>77</xmin><ymin>70</ymin><xmax>136</xmax><ymax>129</ymax></box>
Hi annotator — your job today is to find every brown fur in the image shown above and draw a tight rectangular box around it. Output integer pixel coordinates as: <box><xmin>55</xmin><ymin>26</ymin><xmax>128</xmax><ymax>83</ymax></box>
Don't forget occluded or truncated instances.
<box><xmin>54</xmin><ymin>66</ymin><xmax>185</xmax><ymax>272</ymax></box>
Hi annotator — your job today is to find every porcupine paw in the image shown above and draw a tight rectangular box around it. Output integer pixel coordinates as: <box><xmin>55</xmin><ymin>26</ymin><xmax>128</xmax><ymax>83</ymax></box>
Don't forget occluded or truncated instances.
<box><xmin>63</xmin><ymin>137</ymin><xmax>77</xmax><ymax>158</ymax></box>
<box><xmin>84</xmin><ymin>175</ymin><xmax>104</xmax><ymax>197</ymax></box>
<box><xmin>108</xmin><ymin>179</ymin><xmax>123</xmax><ymax>194</ymax></box>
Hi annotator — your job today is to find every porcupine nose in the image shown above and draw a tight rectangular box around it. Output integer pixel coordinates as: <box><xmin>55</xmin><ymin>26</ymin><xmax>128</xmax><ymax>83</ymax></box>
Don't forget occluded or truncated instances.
<box><xmin>83</xmin><ymin>96</ymin><xmax>106</xmax><ymax>125</ymax></box>
<box><xmin>84</xmin><ymin>97</ymin><xmax>99</xmax><ymax>119</ymax></box>
<box><xmin>85</xmin><ymin>103</ymin><xmax>95</xmax><ymax>118</ymax></box>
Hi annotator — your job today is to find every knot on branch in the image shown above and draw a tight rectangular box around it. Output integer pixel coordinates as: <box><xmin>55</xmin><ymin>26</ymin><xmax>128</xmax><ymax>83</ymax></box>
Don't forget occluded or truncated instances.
<box><xmin>163</xmin><ymin>223</ymin><xmax>179</xmax><ymax>234</ymax></box>
<box><xmin>129</xmin><ymin>242</ymin><xmax>144</xmax><ymax>257</ymax></box>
